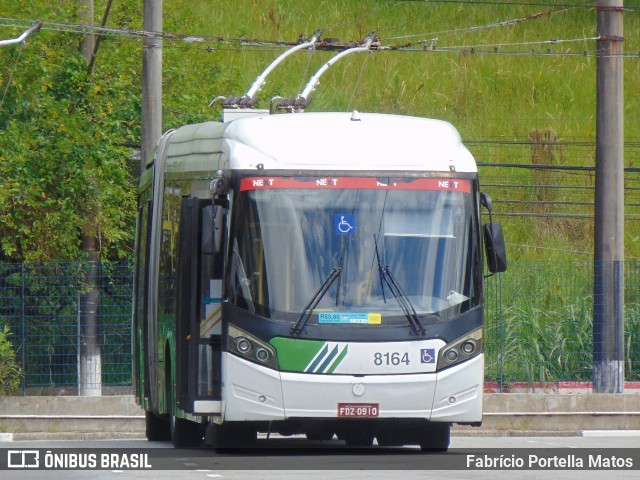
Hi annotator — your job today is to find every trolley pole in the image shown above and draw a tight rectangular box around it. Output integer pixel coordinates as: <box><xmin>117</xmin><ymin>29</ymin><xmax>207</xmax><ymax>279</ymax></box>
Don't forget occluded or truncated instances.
<box><xmin>141</xmin><ymin>0</ymin><xmax>163</xmax><ymax>176</ymax></box>
<box><xmin>593</xmin><ymin>0</ymin><xmax>624</xmax><ymax>393</ymax></box>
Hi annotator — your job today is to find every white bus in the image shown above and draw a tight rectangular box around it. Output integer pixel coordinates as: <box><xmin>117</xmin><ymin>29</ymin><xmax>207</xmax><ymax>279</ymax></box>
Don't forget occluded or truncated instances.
<box><xmin>133</xmin><ymin>109</ymin><xmax>507</xmax><ymax>452</ymax></box>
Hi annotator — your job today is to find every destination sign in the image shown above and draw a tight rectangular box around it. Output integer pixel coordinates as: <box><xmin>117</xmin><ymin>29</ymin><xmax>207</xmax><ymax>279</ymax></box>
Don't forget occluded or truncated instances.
<box><xmin>240</xmin><ymin>177</ymin><xmax>471</xmax><ymax>192</ymax></box>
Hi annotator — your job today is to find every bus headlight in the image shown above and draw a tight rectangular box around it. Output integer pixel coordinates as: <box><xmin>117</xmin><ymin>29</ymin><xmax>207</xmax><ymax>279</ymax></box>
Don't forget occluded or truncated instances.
<box><xmin>227</xmin><ymin>325</ymin><xmax>278</xmax><ymax>369</ymax></box>
<box><xmin>236</xmin><ymin>337</ymin><xmax>252</xmax><ymax>353</ymax></box>
<box><xmin>437</xmin><ymin>327</ymin><xmax>483</xmax><ymax>371</ymax></box>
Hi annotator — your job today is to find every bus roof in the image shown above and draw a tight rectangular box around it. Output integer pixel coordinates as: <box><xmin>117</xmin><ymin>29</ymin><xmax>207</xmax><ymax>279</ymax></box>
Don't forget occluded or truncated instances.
<box><xmin>163</xmin><ymin>111</ymin><xmax>477</xmax><ymax>175</ymax></box>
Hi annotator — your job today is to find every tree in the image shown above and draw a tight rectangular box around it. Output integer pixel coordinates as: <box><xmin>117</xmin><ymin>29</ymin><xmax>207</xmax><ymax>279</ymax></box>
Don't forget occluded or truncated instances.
<box><xmin>0</xmin><ymin>12</ymin><xmax>139</xmax><ymax>262</ymax></box>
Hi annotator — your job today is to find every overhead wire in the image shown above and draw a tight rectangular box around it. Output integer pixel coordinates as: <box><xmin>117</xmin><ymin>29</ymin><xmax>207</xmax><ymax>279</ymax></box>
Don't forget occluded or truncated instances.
<box><xmin>1</xmin><ymin>11</ymin><xmax>637</xmax><ymax>59</ymax></box>
<box><xmin>347</xmin><ymin>50</ymin><xmax>371</xmax><ymax>111</ymax></box>
<box><xmin>384</xmin><ymin>5</ymin><xmax>574</xmax><ymax>42</ymax></box>
<box><xmin>2</xmin><ymin>5</ymin><xmax>638</xmax><ymax>258</ymax></box>
<box><xmin>398</xmin><ymin>0</ymin><xmax>636</xmax><ymax>9</ymax></box>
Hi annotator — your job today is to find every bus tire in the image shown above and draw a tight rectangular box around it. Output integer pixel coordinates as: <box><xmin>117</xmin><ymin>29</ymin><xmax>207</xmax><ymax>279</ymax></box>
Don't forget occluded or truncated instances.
<box><xmin>210</xmin><ymin>423</ymin><xmax>257</xmax><ymax>451</ymax></box>
<box><xmin>171</xmin><ymin>415</ymin><xmax>204</xmax><ymax>448</ymax></box>
<box><xmin>166</xmin><ymin>359</ymin><xmax>203</xmax><ymax>448</ymax></box>
<box><xmin>419</xmin><ymin>423</ymin><xmax>450</xmax><ymax>453</ymax></box>
<box><xmin>145</xmin><ymin>411</ymin><xmax>170</xmax><ymax>441</ymax></box>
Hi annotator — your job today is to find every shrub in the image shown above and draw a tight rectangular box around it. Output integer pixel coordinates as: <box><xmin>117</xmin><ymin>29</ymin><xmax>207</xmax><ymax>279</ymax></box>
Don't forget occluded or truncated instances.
<box><xmin>0</xmin><ymin>324</ymin><xmax>22</xmax><ymax>395</ymax></box>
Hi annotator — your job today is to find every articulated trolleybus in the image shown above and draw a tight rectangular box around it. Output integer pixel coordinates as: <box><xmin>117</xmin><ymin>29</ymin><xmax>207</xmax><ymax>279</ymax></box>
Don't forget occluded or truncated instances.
<box><xmin>134</xmin><ymin>110</ymin><xmax>507</xmax><ymax>451</ymax></box>
<box><xmin>134</xmin><ymin>47</ymin><xmax>506</xmax><ymax>454</ymax></box>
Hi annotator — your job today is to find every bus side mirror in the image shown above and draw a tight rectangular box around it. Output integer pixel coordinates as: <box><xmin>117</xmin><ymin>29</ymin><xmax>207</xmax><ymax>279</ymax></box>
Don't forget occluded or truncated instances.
<box><xmin>480</xmin><ymin>192</ymin><xmax>493</xmax><ymax>212</ymax></box>
<box><xmin>483</xmin><ymin>222</ymin><xmax>507</xmax><ymax>274</ymax></box>
<box><xmin>201</xmin><ymin>203</ymin><xmax>226</xmax><ymax>255</ymax></box>
<box><xmin>212</xmin><ymin>205</ymin><xmax>225</xmax><ymax>254</ymax></box>
<box><xmin>201</xmin><ymin>204</ymin><xmax>214</xmax><ymax>254</ymax></box>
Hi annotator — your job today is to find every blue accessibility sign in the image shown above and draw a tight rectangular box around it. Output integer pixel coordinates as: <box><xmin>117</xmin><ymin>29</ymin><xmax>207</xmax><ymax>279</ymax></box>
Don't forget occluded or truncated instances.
<box><xmin>335</xmin><ymin>214</ymin><xmax>356</xmax><ymax>235</ymax></box>
<box><xmin>420</xmin><ymin>348</ymin><xmax>436</xmax><ymax>364</ymax></box>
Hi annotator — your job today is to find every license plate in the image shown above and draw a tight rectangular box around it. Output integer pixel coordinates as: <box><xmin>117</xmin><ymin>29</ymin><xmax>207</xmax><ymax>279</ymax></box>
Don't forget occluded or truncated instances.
<box><xmin>337</xmin><ymin>403</ymin><xmax>379</xmax><ymax>417</ymax></box>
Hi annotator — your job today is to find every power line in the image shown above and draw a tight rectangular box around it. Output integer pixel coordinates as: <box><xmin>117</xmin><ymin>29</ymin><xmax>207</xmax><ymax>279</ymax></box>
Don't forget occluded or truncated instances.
<box><xmin>385</xmin><ymin>6</ymin><xmax>574</xmax><ymax>42</ymax></box>
<box><xmin>2</xmin><ymin>15</ymin><xmax>637</xmax><ymax>60</ymax></box>
<box><xmin>422</xmin><ymin>35</ymin><xmax>598</xmax><ymax>52</ymax></box>
<box><xmin>504</xmin><ymin>241</ymin><xmax>598</xmax><ymax>258</ymax></box>
<box><xmin>477</xmin><ymin>162</ymin><xmax>640</xmax><ymax>173</ymax></box>
<box><xmin>399</xmin><ymin>0</ymin><xmax>636</xmax><ymax>10</ymax></box>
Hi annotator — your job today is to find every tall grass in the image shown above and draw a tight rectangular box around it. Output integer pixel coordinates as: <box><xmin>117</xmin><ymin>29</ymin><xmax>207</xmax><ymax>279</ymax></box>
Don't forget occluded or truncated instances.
<box><xmin>4</xmin><ymin>2</ymin><xmax>638</xmax><ymax>264</ymax></box>
<box><xmin>168</xmin><ymin>3</ymin><xmax>640</xmax><ymax>385</ymax></box>
<box><xmin>485</xmin><ymin>263</ymin><xmax>640</xmax><ymax>385</ymax></box>
<box><xmin>159</xmin><ymin>1</ymin><xmax>639</xmax><ymax>263</ymax></box>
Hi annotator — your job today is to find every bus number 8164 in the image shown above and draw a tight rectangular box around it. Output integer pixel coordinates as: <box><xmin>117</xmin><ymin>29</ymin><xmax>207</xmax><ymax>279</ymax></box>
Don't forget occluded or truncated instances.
<box><xmin>373</xmin><ymin>352</ymin><xmax>410</xmax><ymax>366</ymax></box>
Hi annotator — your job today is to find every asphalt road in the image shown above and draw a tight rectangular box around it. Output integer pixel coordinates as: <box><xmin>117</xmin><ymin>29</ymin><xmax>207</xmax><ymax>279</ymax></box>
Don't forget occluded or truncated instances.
<box><xmin>2</xmin><ymin>434</ymin><xmax>640</xmax><ymax>479</ymax></box>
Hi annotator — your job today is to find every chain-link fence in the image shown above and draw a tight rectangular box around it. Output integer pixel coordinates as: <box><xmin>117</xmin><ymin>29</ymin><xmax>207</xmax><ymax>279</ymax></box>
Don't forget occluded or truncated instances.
<box><xmin>0</xmin><ymin>262</ymin><xmax>132</xmax><ymax>395</ymax></box>
<box><xmin>1</xmin><ymin>261</ymin><xmax>639</xmax><ymax>395</ymax></box>
<box><xmin>485</xmin><ymin>261</ymin><xmax>640</xmax><ymax>390</ymax></box>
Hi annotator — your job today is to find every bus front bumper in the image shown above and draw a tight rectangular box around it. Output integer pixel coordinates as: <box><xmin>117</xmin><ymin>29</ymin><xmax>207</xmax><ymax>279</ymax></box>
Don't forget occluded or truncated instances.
<box><xmin>221</xmin><ymin>352</ymin><xmax>483</xmax><ymax>423</ymax></box>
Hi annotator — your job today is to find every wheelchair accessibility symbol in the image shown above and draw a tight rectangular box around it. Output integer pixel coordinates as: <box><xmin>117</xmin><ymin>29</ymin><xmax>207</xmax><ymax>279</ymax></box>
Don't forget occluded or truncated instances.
<box><xmin>420</xmin><ymin>348</ymin><xmax>435</xmax><ymax>364</ymax></box>
<box><xmin>335</xmin><ymin>214</ymin><xmax>356</xmax><ymax>235</ymax></box>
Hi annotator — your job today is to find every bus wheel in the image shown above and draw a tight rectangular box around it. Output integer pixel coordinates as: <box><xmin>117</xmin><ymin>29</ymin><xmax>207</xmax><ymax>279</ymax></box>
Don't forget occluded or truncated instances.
<box><xmin>166</xmin><ymin>366</ymin><xmax>203</xmax><ymax>447</ymax></box>
<box><xmin>145</xmin><ymin>411</ymin><xmax>170</xmax><ymax>441</ymax></box>
<box><xmin>170</xmin><ymin>414</ymin><xmax>204</xmax><ymax>448</ymax></box>
<box><xmin>419</xmin><ymin>423</ymin><xmax>450</xmax><ymax>453</ymax></box>
<box><xmin>209</xmin><ymin>423</ymin><xmax>256</xmax><ymax>451</ymax></box>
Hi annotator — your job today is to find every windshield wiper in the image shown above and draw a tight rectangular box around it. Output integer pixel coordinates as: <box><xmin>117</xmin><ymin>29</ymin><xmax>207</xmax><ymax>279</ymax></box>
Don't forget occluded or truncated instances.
<box><xmin>291</xmin><ymin>267</ymin><xmax>342</xmax><ymax>335</ymax></box>
<box><xmin>379</xmin><ymin>266</ymin><xmax>425</xmax><ymax>336</ymax></box>
<box><xmin>374</xmin><ymin>235</ymin><xmax>425</xmax><ymax>336</ymax></box>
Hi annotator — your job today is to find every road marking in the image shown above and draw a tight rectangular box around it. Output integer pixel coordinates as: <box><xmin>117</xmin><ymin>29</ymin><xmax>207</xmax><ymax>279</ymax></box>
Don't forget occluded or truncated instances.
<box><xmin>582</xmin><ymin>430</ymin><xmax>640</xmax><ymax>437</ymax></box>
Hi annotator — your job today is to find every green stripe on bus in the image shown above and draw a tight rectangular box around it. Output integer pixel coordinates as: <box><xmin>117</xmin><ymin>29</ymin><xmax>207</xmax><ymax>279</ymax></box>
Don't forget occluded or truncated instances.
<box><xmin>316</xmin><ymin>344</ymin><xmax>339</xmax><ymax>373</ymax></box>
<box><xmin>306</xmin><ymin>343</ymin><xmax>330</xmax><ymax>372</ymax></box>
<box><xmin>269</xmin><ymin>337</ymin><xmax>326</xmax><ymax>372</ymax></box>
<box><xmin>326</xmin><ymin>345</ymin><xmax>349</xmax><ymax>373</ymax></box>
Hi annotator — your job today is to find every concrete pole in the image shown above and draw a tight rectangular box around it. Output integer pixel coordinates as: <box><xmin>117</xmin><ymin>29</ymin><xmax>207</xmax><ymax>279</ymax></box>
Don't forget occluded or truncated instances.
<box><xmin>141</xmin><ymin>0</ymin><xmax>163</xmax><ymax>176</ymax></box>
<box><xmin>78</xmin><ymin>0</ymin><xmax>102</xmax><ymax>396</ymax></box>
<box><xmin>593</xmin><ymin>0</ymin><xmax>624</xmax><ymax>393</ymax></box>
<box><xmin>79</xmin><ymin>236</ymin><xmax>102</xmax><ymax>396</ymax></box>
<box><xmin>78</xmin><ymin>0</ymin><xmax>94</xmax><ymax>61</ymax></box>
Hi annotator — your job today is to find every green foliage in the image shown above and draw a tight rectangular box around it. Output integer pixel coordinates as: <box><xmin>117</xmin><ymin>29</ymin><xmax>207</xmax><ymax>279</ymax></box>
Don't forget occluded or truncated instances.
<box><xmin>0</xmin><ymin>324</ymin><xmax>22</xmax><ymax>395</ymax></box>
<box><xmin>165</xmin><ymin>0</ymin><xmax>639</xmax><ymax>264</ymax></box>
<box><xmin>1</xmin><ymin>1</ymin><xmax>638</xmax><ymax>263</ymax></box>
<box><xmin>0</xmin><ymin>4</ymin><xmax>138</xmax><ymax>261</ymax></box>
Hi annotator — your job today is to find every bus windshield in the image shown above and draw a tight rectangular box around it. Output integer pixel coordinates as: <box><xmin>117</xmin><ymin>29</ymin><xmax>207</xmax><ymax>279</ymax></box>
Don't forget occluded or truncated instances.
<box><xmin>229</xmin><ymin>176</ymin><xmax>479</xmax><ymax>327</ymax></box>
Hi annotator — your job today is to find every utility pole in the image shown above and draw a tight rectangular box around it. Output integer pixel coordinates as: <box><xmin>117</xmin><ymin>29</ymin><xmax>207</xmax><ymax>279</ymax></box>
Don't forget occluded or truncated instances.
<box><xmin>140</xmin><ymin>0</ymin><xmax>163</xmax><ymax>411</ymax></box>
<box><xmin>593</xmin><ymin>0</ymin><xmax>624</xmax><ymax>393</ymax></box>
<box><xmin>141</xmin><ymin>0</ymin><xmax>163</xmax><ymax>176</ymax></box>
<box><xmin>78</xmin><ymin>0</ymin><xmax>102</xmax><ymax>396</ymax></box>
<box><xmin>79</xmin><ymin>0</ymin><xmax>94</xmax><ymax>62</ymax></box>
